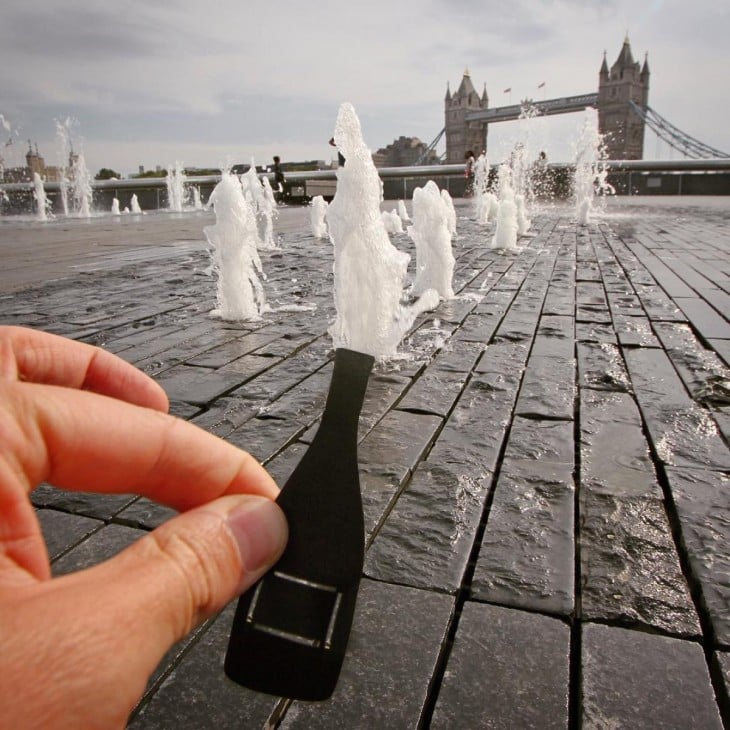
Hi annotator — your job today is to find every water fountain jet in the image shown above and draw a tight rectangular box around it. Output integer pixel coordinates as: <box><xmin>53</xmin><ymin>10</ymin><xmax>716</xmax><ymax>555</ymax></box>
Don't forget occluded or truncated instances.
<box><xmin>327</xmin><ymin>103</ymin><xmax>438</xmax><ymax>358</ymax></box>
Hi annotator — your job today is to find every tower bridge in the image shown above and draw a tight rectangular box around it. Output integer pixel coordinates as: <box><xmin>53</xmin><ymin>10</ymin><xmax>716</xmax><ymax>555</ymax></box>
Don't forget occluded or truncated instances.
<box><xmin>442</xmin><ymin>36</ymin><xmax>728</xmax><ymax>163</ymax></box>
<box><xmin>466</xmin><ymin>93</ymin><xmax>598</xmax><ymax>125</ymax></box>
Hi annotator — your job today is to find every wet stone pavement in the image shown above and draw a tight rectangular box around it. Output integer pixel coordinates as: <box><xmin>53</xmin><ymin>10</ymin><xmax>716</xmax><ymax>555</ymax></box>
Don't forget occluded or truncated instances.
<box><xmin>2</xmin><ymin>197</ymin><xmax>730</xmax><ymax>728</ymax></box>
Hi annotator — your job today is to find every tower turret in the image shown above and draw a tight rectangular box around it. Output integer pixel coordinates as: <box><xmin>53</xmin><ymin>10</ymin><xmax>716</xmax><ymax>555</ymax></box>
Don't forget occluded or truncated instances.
<box><xmin>444</xmin><ymin>69</ymin><xmax>488</xmax><ymax>163</ymax></box>
<box><xmin>597</xmin><ymin>36</ymin><xmax>649</xmax><ymax>159</ymax></box>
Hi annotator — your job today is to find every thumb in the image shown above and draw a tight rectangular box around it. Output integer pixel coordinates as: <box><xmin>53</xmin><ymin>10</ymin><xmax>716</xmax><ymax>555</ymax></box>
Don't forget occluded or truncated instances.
<box><xmin>74</xmin><ymin>494</ymin><xmax>287</xmax><ymax>674</ymax></box>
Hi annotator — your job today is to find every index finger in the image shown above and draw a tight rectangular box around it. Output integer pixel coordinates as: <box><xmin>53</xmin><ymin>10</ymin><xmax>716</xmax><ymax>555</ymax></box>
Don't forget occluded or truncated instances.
<box><xmin>15</xmin><ymin>381</ymin><xmax>278</xmax><ymax>508</ymax></box>
<box><xmin>0</xmin><ymin>326</ymin><xmax>168</xmax><ymax>412</ymax></box>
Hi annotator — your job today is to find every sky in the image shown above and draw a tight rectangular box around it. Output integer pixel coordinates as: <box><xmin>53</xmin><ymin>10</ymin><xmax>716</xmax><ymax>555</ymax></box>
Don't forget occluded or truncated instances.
<box><xmin>1</xmin><ymin>0</ymin><xmax>729</xmax><ymax>177</ymax></box>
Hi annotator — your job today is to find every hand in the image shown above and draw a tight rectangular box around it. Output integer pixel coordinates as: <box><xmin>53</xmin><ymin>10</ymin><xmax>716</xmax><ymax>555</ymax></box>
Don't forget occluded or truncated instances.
<box><xmin>0</xmin><ymin>326</ymin><xmax>288</xmax><ymax>729</ymax></box>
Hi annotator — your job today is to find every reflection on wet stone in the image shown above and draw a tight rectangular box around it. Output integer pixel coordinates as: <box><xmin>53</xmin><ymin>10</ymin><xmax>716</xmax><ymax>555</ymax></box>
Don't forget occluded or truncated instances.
<box><xmin>667</xmin><ymin>467</ymin><xmax>730</xmax><ymax>647</ymax></box>
<box><xmin>365</xmin><ymin>462</ymin><xmax>492</xmax><ymax>593</ymax></box>
<box><xmin>577</xmin><ymin>341</ymin><xmax>631</xmax><ymax>391</ymax></box>
<box><xmin>580</xmin><ymin>389</ymin><xmax>660</xmax><ymax>498</ymax></box>
<box><xmin>625</xmin><ymin>348</ymin><xmax>730</xmax><ymax>471</ymax></box>
<box><xmin>472</xmin><ymin>418</ymin><xmax>574</xmax><ymax>616</ymax></box>
<box><xmin>581</xmin><ymin>492</ymin><xmax>699</xmax><ymax>636</ymax></box>
<box><xmin>515</xmin><ymin>354</ymin><xmax>575</xmax><ymax>420</ymax></box>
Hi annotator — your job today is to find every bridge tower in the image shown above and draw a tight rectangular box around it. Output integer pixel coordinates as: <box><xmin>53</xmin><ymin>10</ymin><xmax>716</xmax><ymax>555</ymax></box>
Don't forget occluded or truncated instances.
<box><xmin>444</xmin><ymin>70</ymin><xmax>488</xmax><ymax>163</ymax></box>
<box><xmin>598</xmin><ymin>36</ymin><xmax>650</xmax><ymax>159</ymax></box>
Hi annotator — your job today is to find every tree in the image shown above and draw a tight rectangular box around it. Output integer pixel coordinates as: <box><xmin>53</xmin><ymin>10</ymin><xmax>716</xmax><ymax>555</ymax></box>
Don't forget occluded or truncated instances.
<box><xmin>95</xmin><ymin>168</ymin><xmax>122</xmax><ymax>180</ymax></box>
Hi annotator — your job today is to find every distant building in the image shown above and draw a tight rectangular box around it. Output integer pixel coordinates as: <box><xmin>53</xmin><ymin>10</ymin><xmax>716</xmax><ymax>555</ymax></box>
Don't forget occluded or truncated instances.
<box><xmin>1</xmin><ymin>141</ymin><xmax>62</xmax><ymax>183</ymax></box>
<box><xmin>374</xmin><ymin>136</ymin><xmax>440</xmax><ymax>167</ymax></box>
<box><xmin>598</xmin><ymin>36</ymin><xmax>650</xmax><ymax>160</ymax></box>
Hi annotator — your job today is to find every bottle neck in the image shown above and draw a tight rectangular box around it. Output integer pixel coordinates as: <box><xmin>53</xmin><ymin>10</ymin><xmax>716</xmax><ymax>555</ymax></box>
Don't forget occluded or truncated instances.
<box><xmin>319</xmin><ymin>349</ymin><xmax>374</xmax><ymax>435</ymax></box>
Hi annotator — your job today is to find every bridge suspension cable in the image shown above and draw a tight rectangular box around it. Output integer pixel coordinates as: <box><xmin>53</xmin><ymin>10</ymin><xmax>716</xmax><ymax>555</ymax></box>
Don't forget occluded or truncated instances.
<box><xmin>629</xmin><ymin>102</ymin><xmax>729</xmax><ymax>159</ymax></box>
<box><xmin>415</xmin><ymin>127</ymin><xmax>446</xmax><ymax>165</ymax></box>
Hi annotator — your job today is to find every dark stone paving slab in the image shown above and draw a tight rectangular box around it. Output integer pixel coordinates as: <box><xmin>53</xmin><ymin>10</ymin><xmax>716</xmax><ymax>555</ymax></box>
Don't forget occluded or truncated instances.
<box><xmin>432</xmin><ymin>602</ymin><xmax>570</xmax><ymax>728</ymax></box>
<box><xmin>577</xmin><ymin>341</ymin><xmax>631</xmax><ymax>391</ymax></box>
<box><xmin>37</xmin><ymin>508</ymin><xmax>103</xmax><ymax>561</ymax></box>
<box><xmin>471</xmin><ymin>417</ymin><xmax>575</xmax><ymax>616</ymax></box>
<box><xmin>582</xmin><ymin>623</ymin><xmax>723</xmax><ymax>729</ymax></box>
<box><xmin>580</xmin><ymin>490</ymin><xmax>699</xmax><ymax>636</ymax></box>
<box><xmin>5</xmin><ymin>200</ymin><xmax>730</xmax><ymax>726</ymax></box>
<box><xmin>31</xmin><ymin>484</ymin><xmax>137</xmax><ymax>521</ymax></box>
<box><xmin>52</xmin><ymin>523</ymin><xmax>145</xmax><ymax>575</ymax></box>
<box><xmin>129</xmin><ymin>605</ymin><xmax>280</xmax><ymax>728</ymax></box>
<box><xmin>667</xmin><ymin>467</ymin><xmax>730</xmax><ymax>648</ymax></box>
<box><xmin>625</xmin><ymin>347</ymin><xmax>730</xmax><ymax>471</ymax></box>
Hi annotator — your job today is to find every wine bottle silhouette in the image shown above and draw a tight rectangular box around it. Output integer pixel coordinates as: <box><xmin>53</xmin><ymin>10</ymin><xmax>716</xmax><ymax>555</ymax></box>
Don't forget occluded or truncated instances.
<box><xmin>225</xmin><ymin>348</ymin><xmax>374</xmax><ymax>700</ymax></box>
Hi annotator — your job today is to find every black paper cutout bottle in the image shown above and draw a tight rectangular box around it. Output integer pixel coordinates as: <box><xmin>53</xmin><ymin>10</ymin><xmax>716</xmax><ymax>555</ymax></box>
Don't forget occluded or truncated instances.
<box><xmin>225</xmin><ymin>348</ymin><xmax>374</xmax><ymax>701</ymax></box>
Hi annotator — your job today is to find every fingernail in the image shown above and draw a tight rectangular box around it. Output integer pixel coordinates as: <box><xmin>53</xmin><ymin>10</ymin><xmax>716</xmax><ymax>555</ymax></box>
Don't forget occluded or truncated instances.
<box><xmin>227</xmin><ymin>498</ymin><xmax>288</xmax><ymax>576</ymax></box>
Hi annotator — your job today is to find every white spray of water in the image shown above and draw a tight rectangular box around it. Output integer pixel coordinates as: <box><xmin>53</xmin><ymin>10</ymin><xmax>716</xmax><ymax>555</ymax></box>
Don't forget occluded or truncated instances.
<box><xmin>573</xmin><ymin>108</ymin><xmax>614</xmax><ymax>225</ymax></box>
<box><xmin>408</xmin><ymin>180</ymin><xmax>455</xmax><ymax>299</ymax></box>
<box><xmin>204</xmin><ymin>171</ymin><xmax>266</xmax><ymax>321</ymax></box>
<box><xmin>193</xmin><ymin>186</ymin><xmax>203</xmax><ymax>210</ymax></box>
<box><xmin>473</xmin><ymin>153</ymin><xmax>491</xmax><ymax>224</ymax></box>
<box><xmin>55</xmin><ymin>117</ymin><xmax>72</xmax><ymax>216</ymax></box>
<box><xmin>398</xmin><ymin>199</ymin><xmax>411</xmax><ymax>222</ymax></box>
<box><xmin>310</xmin><ymin>195</ymin><xmax>328</xmax><ymax>238</ymax></box>
<box><xmin>327</xmin><ymin>103</ymin><xmax>439</xmax><ymax>358</ymax></box>
<box><xmin>440</xmin><ymin>189</ymin><xmax>457</xmax><ymax>238</ymax></box>
<box><xmin>381</xmin><ymin>209</ymin><xmax>404</xmax><ymax>234</ymax></box>
<box><xmin>130</xmin><ymin>194</ymin><xmax>142</xmax><ymax>214</ymax></box>
<box><xmin>111</xmin><ymin>198</ymin><xmax>120</xmax><ymax>215</ymax></box>
<box><xmin>166</xmin><ymin>162</ymin><xmax>187</xmax><ymax>212</ymax></box>
<box><xmin>32</xmin><ymin>173</ymin><xmax>50</xmax><ymax>221</ymax></box>
<box><xmin>491</xmin><ymin>165</ymin><xmax>518</xmax><ymax>250</ymax></box>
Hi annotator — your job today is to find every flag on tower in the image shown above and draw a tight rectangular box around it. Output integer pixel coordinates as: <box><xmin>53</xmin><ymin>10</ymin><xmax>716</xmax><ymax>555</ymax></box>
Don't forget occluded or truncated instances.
<box><xmin>537</xmin><ymin>82</ymin><xmax>546</xmax><ymax>89</ymax></box>
<box><xmin>503</xmin><ymin>87</ymin><xmax>511</xmax><ymax>93</ymax></box>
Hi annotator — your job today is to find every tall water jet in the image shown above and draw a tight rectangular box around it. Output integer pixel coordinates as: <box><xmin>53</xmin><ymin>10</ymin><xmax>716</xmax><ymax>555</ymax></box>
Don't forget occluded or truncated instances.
<box><xmin>327</xmin><ymin>103</ymin><xmax>439</xmax><ymax>358</ymax></box>
<box><xmin>55</xmin><ymin>118</ymin><xmax>72</xmax><ymax>216</ymax></box>
<box><xmin>311</xmin><ymin>195</ymin><xmax>328</xmax><ymax>238</ymax></box>
<box><xmin>408</xmin><ymin>180</ymin><xmax>455</xmax><ymax>299</ymax></box>
<box><xmin>204</xmin><ymin>171</ymin><xmax>266</xmax><ymax>321</ymax></box>
<box><xmin>193</xmin><ymin>186</ymin><xmax>203</xmax><ymax>210</ymax></box>
<box><xmin>32</xmin><ymin>173</ymin><xmax>50</xmax><ymax>221</ymax></box>
<box><xmin>491</xmin><ymin>165</ymin><xmax>518</xmax><ymax>251</ymax></box>
<box><xmin>573</xmin><ymin>108</ymin><xmax>613</xmax><ymax>225</ymax></box>
<box><xmin>70</xmin><ymin>151</ymin><xmax>92</xmax><ymax>217</ymax></box>
<box><xmin>130</xmin><ymin>194</ymin><xmax>142</xmax><ymax>214</ymax></box>
<box><xmin>111</xmin><ymin>198</ymin><xmax>120</xmax><ymax>215</ymax></box>
<box><xmin>166</xmin><ymin>162</ymin><xmax>187</xmax><ymax>212</ymax></box>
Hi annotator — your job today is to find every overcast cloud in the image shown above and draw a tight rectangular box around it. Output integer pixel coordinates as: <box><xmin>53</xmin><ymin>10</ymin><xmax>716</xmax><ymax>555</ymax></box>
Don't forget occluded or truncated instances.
<box><xmin>1</xmin><ymin>0</ymin><xmax>728</xmax><ymax>175</ymax></box>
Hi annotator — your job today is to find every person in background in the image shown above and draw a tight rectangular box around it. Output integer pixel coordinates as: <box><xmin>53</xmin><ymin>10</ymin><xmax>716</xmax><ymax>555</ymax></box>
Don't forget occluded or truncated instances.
<box><xmin>329</xmin><ymin>137</ymin><xmax>346</xmax><ymax>167</ymax></box>
<box><xmin>272</xmin><ymin>155</ymin><xmax>287</xmax><ymax>202</ymax></box>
